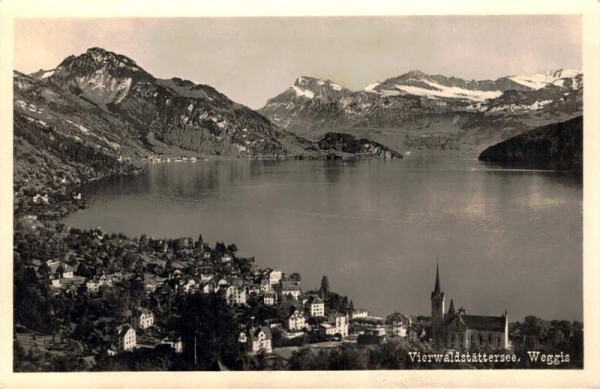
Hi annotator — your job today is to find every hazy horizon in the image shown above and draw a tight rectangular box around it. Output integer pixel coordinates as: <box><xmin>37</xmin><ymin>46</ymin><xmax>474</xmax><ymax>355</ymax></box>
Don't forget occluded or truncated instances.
<box><xmin>15</xmin><ymin>16</ymin><xmax>581</xmax><ymax>109</ymax></box>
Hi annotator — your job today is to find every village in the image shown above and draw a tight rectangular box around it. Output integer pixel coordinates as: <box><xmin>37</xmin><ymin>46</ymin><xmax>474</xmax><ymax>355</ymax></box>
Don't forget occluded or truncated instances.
<box><xmin>15</xmin><ymin>219</ymin><xmax>433</xmax><ymax>369</ymax></box>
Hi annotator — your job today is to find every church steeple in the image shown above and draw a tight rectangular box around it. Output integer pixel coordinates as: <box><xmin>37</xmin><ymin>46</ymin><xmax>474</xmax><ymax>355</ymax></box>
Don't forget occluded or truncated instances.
<box><xmin>448</xmin><ymin>298</ymin><xmax>455</xmax><ymax>315</ymax></box>
<box><xmin>431</xmin><ymin>261</ymin><xmax>445</xmax><ymax>346</ymax></box>
<box><xmin>434</xmin><ymin>260</ymin><xmax>441</xmax><ymax>294</ymax></box>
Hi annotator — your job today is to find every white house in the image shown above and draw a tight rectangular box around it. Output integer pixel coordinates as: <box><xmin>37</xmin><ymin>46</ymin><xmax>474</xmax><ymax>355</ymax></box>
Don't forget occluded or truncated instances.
<box><xmin>62</xmin><ymin>265</ymin><xmax>75</xmax><ymax>279</ymax></box>
<box><xmin>115</xmin><ymin>324</ymin><xmax>136</xmax><ymax>351</ymax></box>
<box><xmin>328</xmin><ymin>313</ymin><xmax>349</xmax><ymax>338</ymax></box>
<box><xmin>50</xmin><ymin>274</ymin><xmax>61</xmax><ymax>288</ymax></box>
<box><xmin>351</xmin><ymin>309</ymin><xmax>369</xmax><ymax>320</ymax></box>
<box><xmin>268</xmin><ymin>269</ymin><xmax>282</xmax><ymax>286</ymax></box>
<box><xmin>134</xmin><ymin>308</ymin><xmax>155</xmax><ymax>330</ymax></box>
<box><xmin>287</xmin><ymin>310</ymin><xmax>307</xmax><ymax>332</ymax></box>
<box><xmin>309</xmin><ymin>297</ymin><xmax>325</xmax><ymax>317</ymax></box>
<box><xmin>264</xmin><ymin>291</ymin><xmax>277</xmax><ymax>306</ymax></box>
<box><xmin>221</xmin><ymin>253</ymin><xmax>233</xmax><ymax>263</ymax></box>
<box><xmin>86</xmin><ymin>279</ymin><xmax>100</xmax><ymax>293</ymax></box>
<box><xmin>225</xmin><ymin>281</ymin><xmax>247</xmax><ymax>305</ymax></box>
<box><xmin>259</xmin><ymin>278</ymin><xmax>271</xmax><ymax>293</ymax></box>
<box><xmin>385</xmin><ymin>312</ymin><xmax>411</xmax><ymax>338</ymax></box>
<box><xmin>248</xmin><ymin>327</ymin><xmax>272</xmax><ymax>355</ymax></box>
<box><xmin>281</xmin><ymin>284</ymin><xmax>301</xmax><ymax>300</ymax></box>
<box><xmin>319</xmin><ymin>323</ymin><xmax>337</xmax><ymax>337</ymax></box>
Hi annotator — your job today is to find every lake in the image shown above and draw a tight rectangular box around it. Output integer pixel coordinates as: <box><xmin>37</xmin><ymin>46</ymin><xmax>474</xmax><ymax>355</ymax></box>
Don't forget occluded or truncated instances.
<box><xmin>62</xmin><ymin>153</ymin><xmax>583</xmax><ymax>321</ymax></box>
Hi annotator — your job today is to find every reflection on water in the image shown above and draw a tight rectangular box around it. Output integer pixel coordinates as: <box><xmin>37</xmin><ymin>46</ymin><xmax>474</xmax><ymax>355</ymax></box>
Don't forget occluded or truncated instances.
<box><xmin>64</xmin><ymin>155</ymin><xmax>582</xmax><ymax>320</ymax></box>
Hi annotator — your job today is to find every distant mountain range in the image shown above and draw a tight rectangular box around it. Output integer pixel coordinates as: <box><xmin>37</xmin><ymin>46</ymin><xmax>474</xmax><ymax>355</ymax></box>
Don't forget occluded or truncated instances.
<box><xmin>258</xmin><ymin>68</ymin><xmax>582</xmax><ymax>155</ymax></box>
<box><xmin>13</xmin><ymin>47</ymin><xmax>583</xmax><ymax>193</ymax></box>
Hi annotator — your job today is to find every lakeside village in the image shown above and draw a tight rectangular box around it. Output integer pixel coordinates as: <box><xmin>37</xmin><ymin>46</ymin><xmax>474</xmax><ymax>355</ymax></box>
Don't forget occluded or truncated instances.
<box><xmin>13</xmin><ymin>190</ymin><xmax>584</xmax><ymax>371</ymax></box>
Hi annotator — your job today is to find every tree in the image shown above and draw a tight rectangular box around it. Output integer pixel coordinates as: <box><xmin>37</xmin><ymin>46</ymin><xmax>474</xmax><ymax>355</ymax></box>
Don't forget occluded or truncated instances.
<box><xmin>66</xmin><ymin>255</ymin><xmax>78</xmax><ymax>267</ymax></box>
<box><xmin>37</xmin><ymin>262</ymin><xmax>50</xmax><ymax>276</ymax></box>
<box><xmin>56</xmin><ymin>264</ymin><xmax>65</xmax><ymax>278</ymax></box>
<box><xmin>226</xmin><ymin>243</ymin><xmax>238</xmax><ymax>253</ymax></box>
<box><xmin>178</xmin><ymin>293</ymin><xmax>245</xmax><ymax>370</ymax></box>
<box><xmin>319</xmin><ymin>275</ymin><xmax>329</xmax><ymax>298</ymax></box>
<box><xmin>289</xmin><ymin>273</ymin><xmax>301</xmax><ymax>282</ymax></box>
<box><xmin>76</xmin><ymin>262</ymin><xmax>90</xmax><ymax>278</ymax></box>
<box><xmin>329</xmin><ymin>344</ymin><xmax>368</xmax><ymax>370</ymax></box>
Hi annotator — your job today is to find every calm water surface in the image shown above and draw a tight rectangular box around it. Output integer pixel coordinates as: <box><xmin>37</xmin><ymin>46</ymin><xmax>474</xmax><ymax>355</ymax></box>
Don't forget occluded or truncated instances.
<box><xmin>63</xmin><ymin>154</ymin><xmax>582</xmax><ymax>321</ymax></box>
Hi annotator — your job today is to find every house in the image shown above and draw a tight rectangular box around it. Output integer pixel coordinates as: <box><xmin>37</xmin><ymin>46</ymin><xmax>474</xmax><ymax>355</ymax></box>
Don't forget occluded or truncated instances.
<box><xmin>309</xmin><ymin>296</ymin><xmax>325</xmax><ymax>317</ymax></box>
<box><xmin>160</xmin><ymin>333</ymin><xmax>183</xmax><ymax>353</ymax></box>
<box><xmin>50</xmin><ymin>273</ymin><xmax>61</xmax><ymax>287</ymax></box>
<box><xmin>203</xmin><ymin>251</ymin><xmax>212</xmax><ymax>260</ymax></box>
<box><xmin>264</xmin><ymin>291</ymin><xmax>277</xmax><ymax>306</ymax></box>
<box><xmin>224</xmin><ymin>280</ymin><xmax>247</xmax><ymax>305</ymax></box>
<box><xmin>248</xmin><ymin>327</ymin><xmax>272</xmax><ymax>355</ymax></box>
<box><xmin>281</xmin><ymin>283</ymin><xmax>301</xmax><ymax>300</ymax></box>
<box><xmin>179</xmin><ymin>278</ymin><xmax>196</xmax><ymax>293</ymax></box>
<box><xmin>86</xmin><ymin>279</ymin><xmax>100</xmax><ymax>293</ymax></box>
<box><xmin>238</xmin><ymin>331</ymin><xmax>248</xmax><ymax>345</ymax></box>
<box><xmin>351</xmin><ymin>309</ymin><xmax>369</xmax><ymax>320</ymax></box>
<box><xmin>319</xmin><ymin>323</ymin><xmax>337</xmax><ymax>337</ymax></box>
<box><xmin>385</xmin><ymin>312</ymin><xmax>411</xmax><ymax>338</ymax></box>
<box><xmin>62</xmin><ymin>265</ymin><xmax>75</xmax><ymax>279</ymax></box>
<box><xmin>352</xmin><ymin>316</ymin><xmax>385</xmax><ymax>335</ymax></box>
<box><xmin>248</xmin><ymin>283</ymin><xmax>260</xmax><ymax>295</ymax></box>
<box><xmin>134</xmin><ymin>308</ymin><xmax>154</xmax><ymax>330</ymax></box>
<box><xmin>115</xmin><ymin>324</ymin><xmax>136</xmax><ymax>351</ymax></box>
<box><xmin>48</xmin><ymin>261</ymin><xmax>73</xmax><ymax>279</ymax></box>
<box><xmin>217</xmin><ymin>277</ymin><xmax>231</xmax><ymax>288</ymax></box>
<box><xmin>287</xmin><ymin>310</ymin><xmax>307</xmax><ymax>332</ymax></box>
<box><xmin>430</xmin><ymin>263</ymin><xmax>510</xmax><ymax>350</ymax></box>
<box><xmin>221</xmin><ymin>253</ymin><xmax>234</xmax><ymax>263</ymax></box>
<box><xmin>268</xmin><ymin>269</ymin><xmax>282</xmax><ymax>286</ymax></box>
<box><xmin>281</xmin><ymin>280</ymin><xmax>301</xmax><ymax>289</ymax></box>
<box><xmin>199</xmin><ymin>278</ymin><xmax>216</xmax><ymax>294</ymax></box>
<box><xmin>259</xmin><ymin>278</ymin><xmax>271</xmax><ymax>293</ymax></box>
<box><xmin>32</xmin><ymin>193</ymin><xmax>49</xmax><ymax>204</ymax></box>
<box><xmin>328</xmin><ymin>313</ymin><xmax>349</xmax><ymax>338</ymax></box>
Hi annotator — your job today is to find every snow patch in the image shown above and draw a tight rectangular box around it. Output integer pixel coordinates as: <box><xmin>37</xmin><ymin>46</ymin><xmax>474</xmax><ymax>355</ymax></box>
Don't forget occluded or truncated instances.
<box><xmin>40</xmin><ymin>69</ymin><xmax>55</xmax><ymax>79</ymax></box>
<box><xmin>291</xmin><ymin>85</ymin><xmax>315</xmax><ymax>99</ymax></box>
<box><xmin>395</xmin><ymin>80</ymin><xmax>502</xmax><ymax>102</ymax></box>
<box><xmin>364</xmin><ymin>82</ymin><xmax>380</xmax><ymax>93</ymax></box>
<box><xmin>329</xmin><ymin>83</ymin><xmax>342</xmax><ymax>91</ymax></box>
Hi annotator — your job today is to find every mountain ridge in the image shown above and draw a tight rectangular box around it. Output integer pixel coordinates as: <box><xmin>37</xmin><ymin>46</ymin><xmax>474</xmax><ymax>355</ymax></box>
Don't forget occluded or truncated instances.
<box><xmin>258</xmin><ymin>67</ymin><xmax>582</xmax><ymax>155</ymax></box>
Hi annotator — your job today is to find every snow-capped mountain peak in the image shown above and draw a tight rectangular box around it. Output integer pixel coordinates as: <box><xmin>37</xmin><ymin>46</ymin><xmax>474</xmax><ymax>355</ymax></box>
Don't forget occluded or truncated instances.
<box><xmin>285</xmin><ymin>76</ymin><xmax>350</xmax><ymax>101</ymax></box>
<box><xmin>508</xmin><ymin>67</ymin><xmax>582</xmax><ymax>90</ymax></box>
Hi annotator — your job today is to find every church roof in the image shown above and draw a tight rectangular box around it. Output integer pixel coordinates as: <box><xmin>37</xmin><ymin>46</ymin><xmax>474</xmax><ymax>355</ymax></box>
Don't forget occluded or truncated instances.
<box><xmin>445</xmin><ymin>314</ymin><xmax>505</xmax><ymax>331</ymax></box>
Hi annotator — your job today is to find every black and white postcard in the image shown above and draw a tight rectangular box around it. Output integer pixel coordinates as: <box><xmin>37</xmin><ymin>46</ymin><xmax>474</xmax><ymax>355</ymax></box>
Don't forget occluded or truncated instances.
<box><xmin>2</xmin><ymin>0</ymin><xmax>599</xmax><ymax>387</ymax></box>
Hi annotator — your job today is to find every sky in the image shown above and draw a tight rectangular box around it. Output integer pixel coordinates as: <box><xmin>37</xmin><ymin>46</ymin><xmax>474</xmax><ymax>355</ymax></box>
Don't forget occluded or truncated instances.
<box><xmin>14</xmin><ymin>16</ymin><xmax>581</xmax><ymax>109</ymax></box>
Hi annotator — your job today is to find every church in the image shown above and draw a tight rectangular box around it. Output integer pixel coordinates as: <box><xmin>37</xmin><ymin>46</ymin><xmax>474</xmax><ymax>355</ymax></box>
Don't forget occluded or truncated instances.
<box><xmin>430</xmin><ymin>263</ymin><xmax>510</xmax><ymax>350</ymax></box>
